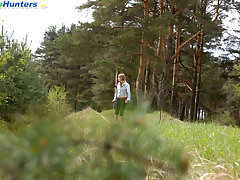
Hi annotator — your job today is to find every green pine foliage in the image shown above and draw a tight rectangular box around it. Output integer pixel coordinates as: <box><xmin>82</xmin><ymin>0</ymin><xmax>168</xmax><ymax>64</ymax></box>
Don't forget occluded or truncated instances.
<box><xmin>0</xmin><ymin>33</ymin><xmax>47</xmax><ymax>120</ymax></box>
<box><xmin>37</xmin><ymin>25</ymin><xmax>94</xmax><ymax>111</ymax></box>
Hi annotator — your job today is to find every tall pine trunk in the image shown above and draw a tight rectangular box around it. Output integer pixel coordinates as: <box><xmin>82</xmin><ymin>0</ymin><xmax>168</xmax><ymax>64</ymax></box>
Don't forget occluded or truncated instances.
<box><xmin>189</xmin><ymin>0</ymin><xmax>206</xmax><ymax>122</ymax></box>
<box><xmin>194</xmin><ymin>33</ymin><xmax>204</xmax><ymax>121</ymax></box>
<box><xmin>152</xmin><ymin>0</ymin><xmax>164</xmax><ymax>101</ymax></box>
<box><xmin>193</xmin><ymin>0</ymin><xmax>206</xmax><ymax>121</ymax></box>
<box><xmin>189</xmin><ymin>49</ymin><xmax>198</xmax><ymax>122</ymax></box>
<box><xmin>171</xmin><ymin>22</ymin><xmax>181</xmax><ymax>117</ymax></box>
<box><xmin>136</xmin><ymin>0</ymin><xmax>149</xmax><ymax>105</ymax></box>
<box><xmin>144</xmin><ymin>59</ymin><xmax>151</xmax><ymax>100</ymax></box>
<box><xmin>157</xmin><ymin>25</ymin><xmax>173</xmax><ymax>112</ymax></box>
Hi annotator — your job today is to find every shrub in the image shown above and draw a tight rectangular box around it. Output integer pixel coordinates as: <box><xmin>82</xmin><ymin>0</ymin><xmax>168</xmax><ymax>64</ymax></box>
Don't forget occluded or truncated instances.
<box><xmin>47</xmin><ymin>86</ymin><xmax>70</xmax><ymax>115</ymax></box>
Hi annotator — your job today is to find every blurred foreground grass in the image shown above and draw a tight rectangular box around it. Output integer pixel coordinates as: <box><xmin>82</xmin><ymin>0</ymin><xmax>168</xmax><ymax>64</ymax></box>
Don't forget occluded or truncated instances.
<box><xmin>0</xmin><ymin>108</ymin><xmax>239</xmax><ymax>179</ymax></box>
<box><xmin>0</xmin><ymin>108</ymin><xmax>188</xmax><ymax>180</ymax></box>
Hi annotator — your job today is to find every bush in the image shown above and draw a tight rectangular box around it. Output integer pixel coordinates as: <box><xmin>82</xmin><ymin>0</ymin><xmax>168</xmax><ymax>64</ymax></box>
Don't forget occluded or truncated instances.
<box><xmin>47</xmin><ymin>86</ymin><xmax>70</xmax><ymax>115</ymax></box>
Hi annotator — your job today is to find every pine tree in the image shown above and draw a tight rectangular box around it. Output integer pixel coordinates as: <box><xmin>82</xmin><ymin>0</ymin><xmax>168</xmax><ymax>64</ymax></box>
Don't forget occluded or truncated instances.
<box><xmin>36</xmin><ymin>24</ymin><xmax>95</xmax><ymax>111</ymax></box>
<box><xmin>0</xmin><ymin>26</ymin><xmax>47</xmax><ymax>120</ymax></box>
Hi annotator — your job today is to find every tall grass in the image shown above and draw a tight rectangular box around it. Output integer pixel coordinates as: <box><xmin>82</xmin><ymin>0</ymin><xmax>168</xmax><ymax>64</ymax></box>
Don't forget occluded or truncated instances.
<box><xmin>102</xmin><ymin>109</ymin><xmax>240</xmax><ymax>179</ymax></box>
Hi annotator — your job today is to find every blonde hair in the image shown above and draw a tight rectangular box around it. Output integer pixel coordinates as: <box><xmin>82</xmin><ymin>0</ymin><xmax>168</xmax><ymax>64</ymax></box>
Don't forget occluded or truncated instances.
<box><xmin>118</xmin><ymin>73</ymin><xmax>126</xmax><ymax>81</ymax></box>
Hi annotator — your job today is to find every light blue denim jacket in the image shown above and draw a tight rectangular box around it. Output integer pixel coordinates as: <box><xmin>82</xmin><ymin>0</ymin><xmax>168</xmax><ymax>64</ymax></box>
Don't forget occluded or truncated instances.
<box><xmin>113</xmin><ymin>81</ymin><xmax>131</xmax><ymax>102</ymax></box>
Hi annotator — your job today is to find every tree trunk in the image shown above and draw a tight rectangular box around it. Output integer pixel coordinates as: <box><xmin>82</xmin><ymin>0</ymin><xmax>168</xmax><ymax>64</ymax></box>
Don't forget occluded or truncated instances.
<box><xmin>115</xmin><ymin>68</ymin><xmax>118</xmax><ymax>88</ymax></box>
<box><xmin>144</xmin><ymin>59</ymin><xmax>151</xmax><ymax>100</ymax></box>
<box><xmin>189</xmin><ymin>49</ymin><xmax>198</xmax><ymax>122</ymax></box>
<box><xmin>154</xmin><ymin>34</ymin><xmax>164</xmax><ymax>94</ymax></box>
<box><xmin>180</xmin><ymin>101</ymin><xmax>186</xmax><ymax>121</ymax></box>
<box><xmin>178</xmin><ymin>99</ymin><xmax>182</xmax><ymax>119</ymax></box>
<box><xmin>136</xmin><ymin>0</ymin><xmax>149</xmax><ymax>105</ymax></box>
<box><xmin>151</xmin><ymin>0</ymin><xmax>162</xmax><ymax>98</ymax></box>
<box><xmin>204</xmin><ymin>109</ymin><xmax>207</xmax><ymax>120</ymax></box>
<box><xmin>152</xmin><ymin>62</ymin><xmax>158</xmax><ymax>92</ymax></box>
<box><xmin>194</xmin><ymin>0</ymin><xmax>206</xmax><ymax>121</ymax></box>
<box><xmin>171</xmin><ymin>22</ymin><xmax>181</xmax><ymax>117</ymax></box>
<box><xmin>186</xmin><ymin>104</ymin><xmax>189</xmax><ymax>119</ymax></box>
<box><xmin>157</xmin><ymin>24</ymin><xmax>173</xmax><ymax>112</ymax></box>
<box><xmin>197</xmin><ymin>108</ymin><xmax>200</xmax><ymax>120</ymax></box>
<box><xmin>153</xmin><ymin>0</ymin><xmax>164</xmax><ymax>96</ymax></box>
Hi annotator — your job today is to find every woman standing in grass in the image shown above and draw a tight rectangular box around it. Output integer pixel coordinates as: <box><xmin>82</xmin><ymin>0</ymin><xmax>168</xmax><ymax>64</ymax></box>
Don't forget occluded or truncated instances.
<box><xmin>112</xmin><ymin>73</ymin><xmax>131</xmax><ymax>121</ymax></box>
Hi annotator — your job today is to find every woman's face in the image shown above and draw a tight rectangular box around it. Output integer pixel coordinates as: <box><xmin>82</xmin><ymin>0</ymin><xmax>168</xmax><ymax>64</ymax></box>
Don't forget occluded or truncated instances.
<box><xmin>118</xmin><ymin>77</ymin><xmax>124</xmax><ymax>83</ymax></box>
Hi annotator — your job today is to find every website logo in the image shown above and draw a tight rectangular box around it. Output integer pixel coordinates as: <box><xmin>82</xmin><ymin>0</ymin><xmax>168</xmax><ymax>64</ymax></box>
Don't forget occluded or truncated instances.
<box><xmin>0</xmin><ymin>1</ymin><xmax>47</xmax><ymax>9</ymax></box>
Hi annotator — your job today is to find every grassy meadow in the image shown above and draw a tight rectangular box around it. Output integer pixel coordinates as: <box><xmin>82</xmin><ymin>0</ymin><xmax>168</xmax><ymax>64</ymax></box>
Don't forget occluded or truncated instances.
<box><xmin>0</xmin><ymin>108</ymin><xmax>239</xmax><ymax>179</ymax></box>
<box><xmin>101</xmin><ymin>109</ymin><xmax>240</xmax><ymax>179</ymax></box>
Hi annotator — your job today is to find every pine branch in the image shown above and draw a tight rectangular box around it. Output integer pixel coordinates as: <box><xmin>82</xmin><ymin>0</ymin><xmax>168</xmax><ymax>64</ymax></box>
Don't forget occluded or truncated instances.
<box><xmin>171</xmin><ymin>30</ymin><xmax>203</xmax><ymax>61</ymax></box>
<box><xmin>103</xmin><ymin>42</ymin><xmax>121</xmax><ymax>48</ymax></box>
<box><xmin>127</xmin><ymin>15</ymin><xmax>144</xmax><ymax>22</ymax></box>
<box><xmin>146</xmin><ymin>42</ymin><xmax>157</xmax><ymax>52</ymax></box>
<box><xmin>112</xmin><ymin>26</ymin><xmax>137</xmax><ymax>29</ymax></box>
<box><xmin>213</xmin><ymin>0</ymin><xmax>222</xmax><ymax>22</ymax></box>
<box><xmin>179</xmin><ymin>61</ymin><xmax>194</xmax><ymax>76</ymax></box>
<box><xmin>129</xmin><ymin>3</ymin><xmax>144</xmax><ymax>10</ymax></box>
<box><xmin>176</xmin><ymin>76</ymin><xmax>192</xmax><ymax>91</ymax></box>
<box><xmin>103</xmin><ymin>40</ymin><xmax>141</xmax><ymax>48</ymax></box>
<box><xmin>108</xmin><ymin>51</ymin><xmax>142</xmax><ymax>59</ymax></box>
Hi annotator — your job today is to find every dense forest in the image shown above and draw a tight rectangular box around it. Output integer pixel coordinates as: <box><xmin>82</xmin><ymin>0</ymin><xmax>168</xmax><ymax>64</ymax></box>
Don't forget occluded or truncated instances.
<box><xmin>0</xmin><ymin>0</ymin><xmax>240</xmax><ymax>124</ymax></box>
